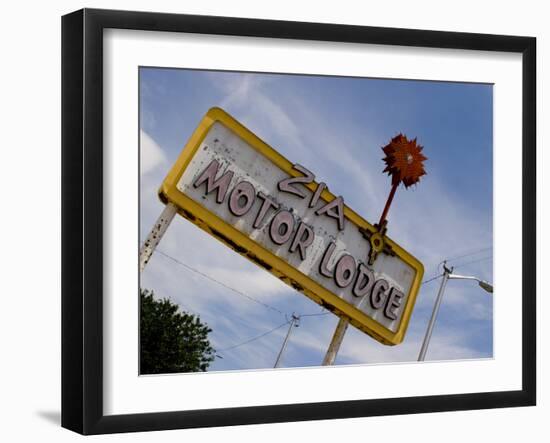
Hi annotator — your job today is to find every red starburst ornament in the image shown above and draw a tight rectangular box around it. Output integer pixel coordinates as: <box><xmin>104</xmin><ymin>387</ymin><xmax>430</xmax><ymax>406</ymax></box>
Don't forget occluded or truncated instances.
<box><xmin>378</xmin><ymin>134</ymin><xmax>427</xmax><ymax>226</ymax></box>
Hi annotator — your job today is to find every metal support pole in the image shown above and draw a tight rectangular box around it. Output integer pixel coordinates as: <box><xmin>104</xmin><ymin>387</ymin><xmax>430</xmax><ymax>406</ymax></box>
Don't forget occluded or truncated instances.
<box><xmin>418</xmin><ymin>268</ymin><xmax>450</xmax><ymax>361</ymax></box>
<box><xmin>379</xmin><ymin>182</ymin><xmax>399</xmax><ymax>227</ymax></box>
<box><xmin>139</xmin><ymin>202</ymin><xmax>178</xmax><ymax>272</ymax></box>
<box><xmin>322</xmin><ymin>317</ymin><xmax>350</xmax><ymax>366</ymax></box>
<box><xmin>274</xmin><ymin>314</ymin><xmax>299</xmax><ymax>368</ymax></box>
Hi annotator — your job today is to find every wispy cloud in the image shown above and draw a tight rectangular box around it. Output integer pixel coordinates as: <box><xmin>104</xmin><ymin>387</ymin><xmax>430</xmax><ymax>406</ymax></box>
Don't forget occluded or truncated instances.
<box><xmin>139</xmin><ymin>69</ymin><xmax>493</xmax><ymax>370</ymax></box>
<box><xmin>140</xmin><ymin>129</ymin><xmax>167</xmax><ymax>174</ymax></box>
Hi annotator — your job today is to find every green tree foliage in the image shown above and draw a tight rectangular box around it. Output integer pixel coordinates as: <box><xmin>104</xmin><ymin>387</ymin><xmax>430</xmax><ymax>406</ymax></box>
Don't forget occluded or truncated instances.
<box><xmin>140</xmin><ymin>289</ymin><xmax>215</xmax><ymax>374</ymax></box>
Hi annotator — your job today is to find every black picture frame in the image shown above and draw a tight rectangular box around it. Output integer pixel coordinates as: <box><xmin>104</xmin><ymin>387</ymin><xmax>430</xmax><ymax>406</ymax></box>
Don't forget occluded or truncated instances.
<box><xmin>61</xmin><ymin>8</ymin><xmax>536</xmax><ymax>435</ymax></box>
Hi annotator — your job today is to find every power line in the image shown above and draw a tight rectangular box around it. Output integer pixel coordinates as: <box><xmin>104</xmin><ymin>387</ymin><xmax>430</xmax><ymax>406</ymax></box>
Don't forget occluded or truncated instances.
<box><xmin>153</xmin><ymin>252</ymin><xmax>330</xmax><ymax>359</ymax></box>
<box><xmin>155</xmin><ymin>250</ymin><xmax>337</xmax><ymax>321</ymax></box>
<box><xmin>422</xmin><ymin>274</ymin><xmax>443</xmax><ymax>285</ymax></box>
<box><xmin>425</xmin><ymin>247</ymin><xmax>493</xmax><ymax>276</ymax></box>
<box><xmin>445</xmin><ymin>246</ymin><xmax>492</xmax><ymax>263</ymax></box>
<box><xmin>216</xmin><ymin>312</ymin><xmax>330</xmax><ymax>359</ymax></box>
<box><xmin>422</xmin><ymin>254</ymin><xmax>492</xmax><ymax>286</ymax></box>
<box><xmin>156</xmin><ymin>249</ymin><xmax>288</xmax><ymax>317</ymax></box>
<box><xmin>452</xmin><ymin>255</ymin><xmax>493</xmax><ymax>270</ymax></box>
<box><xmin>217</xmin><ymin>320</ymin><xmax>290</xmax><ymax>353</ymax></box>
<box><xmin>301</xmin><ymin>312</ymin><xmax>330</xmax><ymax>318</ymax></box>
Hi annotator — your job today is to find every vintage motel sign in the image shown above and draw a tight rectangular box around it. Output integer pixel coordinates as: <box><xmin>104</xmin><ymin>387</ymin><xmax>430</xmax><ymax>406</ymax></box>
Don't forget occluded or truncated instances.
<box><xmin>158</xmin><ymin>107</ymin><xmax>424</xmax><ymax>345</ymax></box>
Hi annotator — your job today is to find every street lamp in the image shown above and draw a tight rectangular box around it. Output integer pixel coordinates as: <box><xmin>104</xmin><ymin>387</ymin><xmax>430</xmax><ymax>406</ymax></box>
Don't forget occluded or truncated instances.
<box><xmin>418</xmin><ymin>262</ymin><xmax>493</xmax><ymax>361</ymax></box>
<box><xmin>448</xmin><ymin>273</ymin><xmax>493</xmax><ymax>293</ymax></box>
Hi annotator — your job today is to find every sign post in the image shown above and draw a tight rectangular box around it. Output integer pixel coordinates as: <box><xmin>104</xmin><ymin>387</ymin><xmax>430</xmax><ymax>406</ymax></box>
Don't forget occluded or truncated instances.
<box><xmin>144</xmin><ymin>107</ymin><xmax>425</xmax><ymax>355</ymax></box>
<box><xmin>322</xmin><ymin>318</ymin><xmax>350</xmax><ymax>366</ymax></box>
<box><xmin>139</xmin><ymin>202</ymin><xmax>178</xmax><ymax>272</ymax></box>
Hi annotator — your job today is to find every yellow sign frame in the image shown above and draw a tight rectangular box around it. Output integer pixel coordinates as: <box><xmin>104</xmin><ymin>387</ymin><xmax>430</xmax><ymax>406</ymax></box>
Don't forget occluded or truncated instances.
<box><xmin>159</xmin><ymin>107</ymin><xmax>424</xmax><ymax>345</ymax></box>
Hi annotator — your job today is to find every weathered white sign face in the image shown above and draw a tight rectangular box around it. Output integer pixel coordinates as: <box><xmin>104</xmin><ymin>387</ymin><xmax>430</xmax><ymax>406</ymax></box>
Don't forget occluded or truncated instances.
<box><xmin>160</xmin><ymin>108</ymin><xmax>424</xmax><ymax>345</ymax></box>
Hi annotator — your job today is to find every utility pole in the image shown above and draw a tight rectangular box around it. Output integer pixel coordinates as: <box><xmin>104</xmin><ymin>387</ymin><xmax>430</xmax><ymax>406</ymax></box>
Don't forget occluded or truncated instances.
<box><xmin>274</xmin><ymin>314</ymin><xmax>300</xmax><ymax>368</ymax></box>
<box><xmin>418</xmin><ymin>262</ymin><xmax>493</xmax><ymax>361</ymax></box>
<box><xmin>418</xmin><ymin>263</ymin><xmax>452</xmax><ymax>361</ymax></box>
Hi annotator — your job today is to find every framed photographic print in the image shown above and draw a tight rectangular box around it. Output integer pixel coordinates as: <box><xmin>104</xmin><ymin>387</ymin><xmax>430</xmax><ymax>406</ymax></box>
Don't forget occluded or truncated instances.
<box><xmin>61</xmin><ymin>8</ymin><xmax>536</xmax><ymax>435</ymax></box>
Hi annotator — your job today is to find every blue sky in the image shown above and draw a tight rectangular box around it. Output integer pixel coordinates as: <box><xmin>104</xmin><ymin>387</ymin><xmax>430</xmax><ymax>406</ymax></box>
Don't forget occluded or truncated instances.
<box><xmin>139</xmin><ymin>67</ymin><xmax>493</xmax><ymax>371</ymax></box>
